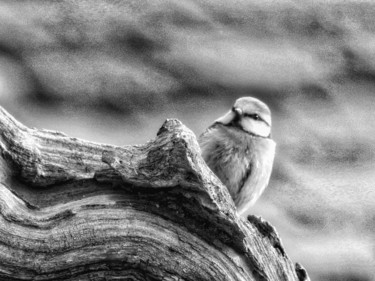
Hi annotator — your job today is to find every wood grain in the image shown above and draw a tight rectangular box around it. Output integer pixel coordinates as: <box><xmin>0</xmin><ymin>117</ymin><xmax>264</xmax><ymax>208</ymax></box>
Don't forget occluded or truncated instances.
<box><xmin>0</xmin><ymin>106</ymin><xmax>309</xmax><ymax>281</ymax></box>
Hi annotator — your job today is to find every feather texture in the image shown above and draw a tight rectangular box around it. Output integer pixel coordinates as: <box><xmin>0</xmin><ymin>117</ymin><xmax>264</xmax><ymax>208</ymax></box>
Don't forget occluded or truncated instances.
<box><xmin>199</xmin><ymin>122</ymin><xmax>275</xmax><ymax>214</ymax></box>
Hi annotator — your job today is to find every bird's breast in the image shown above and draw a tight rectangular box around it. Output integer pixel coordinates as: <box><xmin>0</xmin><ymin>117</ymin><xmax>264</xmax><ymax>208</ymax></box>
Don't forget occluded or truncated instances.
<box><xmin>199</xmin><ymin>124</ymin><xmax>275</xmax><ymax>210</ymax></box>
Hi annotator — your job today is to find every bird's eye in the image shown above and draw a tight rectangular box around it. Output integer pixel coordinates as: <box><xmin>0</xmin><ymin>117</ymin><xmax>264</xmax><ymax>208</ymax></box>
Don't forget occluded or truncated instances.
<box><xmin>244</xmin><ymin>113</ymin><xmax>261</xmax><ymax>120</ymax></box>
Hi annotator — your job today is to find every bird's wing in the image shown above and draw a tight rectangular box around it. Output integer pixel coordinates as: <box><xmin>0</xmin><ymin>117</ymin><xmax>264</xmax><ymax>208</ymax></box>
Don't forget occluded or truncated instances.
<box><xmin>236</xmin><ymin>138</ymin><xmax>276</xmax><ymax>215</ymax></box>
<box><xmin>198</xmin><ymin>123</ymin><xmax>219</xmax><ymax>140</ymax></box>
<box><xmin>237</xmin><ymin>162</ymin><xmax>252</xmax><ymax>198</ymax></box>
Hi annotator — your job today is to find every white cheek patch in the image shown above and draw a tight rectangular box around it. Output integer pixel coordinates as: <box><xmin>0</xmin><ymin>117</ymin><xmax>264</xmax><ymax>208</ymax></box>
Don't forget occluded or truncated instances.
<box><xmin>241</xmin><ymin>119</ymin><xmax>271</xmax><ymax>137</ymax></box>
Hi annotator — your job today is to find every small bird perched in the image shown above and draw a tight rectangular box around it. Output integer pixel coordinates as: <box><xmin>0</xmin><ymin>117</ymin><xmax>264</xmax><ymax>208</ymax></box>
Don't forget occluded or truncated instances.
<box><xmin>199</xmin><ymin>97</ymin><xmax>276</xmax><ymax>215</ymax></box>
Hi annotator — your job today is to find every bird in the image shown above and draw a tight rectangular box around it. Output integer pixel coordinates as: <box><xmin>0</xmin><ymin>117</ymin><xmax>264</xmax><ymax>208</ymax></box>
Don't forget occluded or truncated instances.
<box><xmin>199</xmin><ymin>97</ymin><xmax>276</xmax><ymax>215</ymax></box>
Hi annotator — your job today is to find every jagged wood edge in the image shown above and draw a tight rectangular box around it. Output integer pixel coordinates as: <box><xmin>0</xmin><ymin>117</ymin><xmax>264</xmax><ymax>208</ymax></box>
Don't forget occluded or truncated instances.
<box><xmin>0</xmin><ymin>106</ymin><xmax>309</xmax><ymax>281</ymax></box>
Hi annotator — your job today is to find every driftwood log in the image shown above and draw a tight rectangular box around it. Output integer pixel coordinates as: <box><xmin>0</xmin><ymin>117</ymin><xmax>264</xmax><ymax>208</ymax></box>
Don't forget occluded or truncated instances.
<box><xmin>0</xmin><ymin>106</ymin><xmax>309</xmax><ymax>281</ymax></box>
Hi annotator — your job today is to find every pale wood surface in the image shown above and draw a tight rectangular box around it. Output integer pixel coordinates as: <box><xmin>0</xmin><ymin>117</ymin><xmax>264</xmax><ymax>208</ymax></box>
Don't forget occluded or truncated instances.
<box><xmin>0</xmin><ymin>106</ymin><xmax>309</xmax><ymax>281</ymax></box>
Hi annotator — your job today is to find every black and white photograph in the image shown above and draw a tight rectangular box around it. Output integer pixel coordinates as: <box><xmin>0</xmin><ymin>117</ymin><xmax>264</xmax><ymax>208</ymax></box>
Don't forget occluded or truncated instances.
<box><xmin>0</xmin><ymin>0</ymin><xmax>374</xmax><ymax>280</ymax></box>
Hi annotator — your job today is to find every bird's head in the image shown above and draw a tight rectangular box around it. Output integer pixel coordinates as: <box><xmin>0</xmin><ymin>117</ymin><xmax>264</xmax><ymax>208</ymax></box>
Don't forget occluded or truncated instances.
<box><xmin>215</xmin><ymin>97</ymin><xmax>272</xmax><ymax>138</ymax></box>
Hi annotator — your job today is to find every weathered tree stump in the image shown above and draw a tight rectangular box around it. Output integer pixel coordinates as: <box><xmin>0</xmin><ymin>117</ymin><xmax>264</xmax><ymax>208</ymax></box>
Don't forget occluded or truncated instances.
<box><xmin>0</xmin><ymin>106</ymin><xmax>309</xmax><ymax>281</ymax></box>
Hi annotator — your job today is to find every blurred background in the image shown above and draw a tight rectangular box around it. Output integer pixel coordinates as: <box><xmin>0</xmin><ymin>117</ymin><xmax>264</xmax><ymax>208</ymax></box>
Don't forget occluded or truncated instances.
<box><xmin>0</xmin><ymin>0</ymin><xmax>374</xmax><ymax>280</ymax></box>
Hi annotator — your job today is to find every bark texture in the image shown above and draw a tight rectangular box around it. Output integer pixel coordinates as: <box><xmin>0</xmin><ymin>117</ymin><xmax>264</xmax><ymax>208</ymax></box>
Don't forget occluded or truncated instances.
<box><xmin>0</xmin><ymin>106</ymin><xmax>310</xmax><ymax>281</ymax></box>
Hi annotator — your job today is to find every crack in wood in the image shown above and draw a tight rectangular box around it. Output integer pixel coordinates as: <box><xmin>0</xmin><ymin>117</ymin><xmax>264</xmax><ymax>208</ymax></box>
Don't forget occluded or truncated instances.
<box><xmin>0</xmin><ymin>106</ymin><xmax>309</xmax><ymax>281</ymax></box>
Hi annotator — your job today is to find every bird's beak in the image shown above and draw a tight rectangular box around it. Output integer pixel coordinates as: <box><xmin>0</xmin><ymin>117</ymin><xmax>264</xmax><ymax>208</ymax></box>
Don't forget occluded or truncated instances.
<box><xmin>233</xmin><ymin>107</ymin><xmax>242</xmax><ymax>117</ymax></box>
<box><xmin>215</xmin><ymin>108</ymin><xmax>241</xmax><ymax>125</ymax></box>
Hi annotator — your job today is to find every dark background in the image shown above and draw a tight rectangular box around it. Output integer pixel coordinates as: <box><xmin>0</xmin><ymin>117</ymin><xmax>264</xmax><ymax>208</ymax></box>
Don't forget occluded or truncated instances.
<box><xmin>1</xmin><ymin>1</ymin><xmax>375</xmax><ymax>280</ymax></box>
